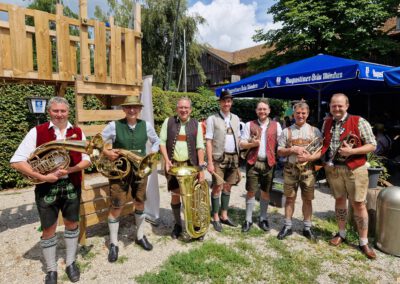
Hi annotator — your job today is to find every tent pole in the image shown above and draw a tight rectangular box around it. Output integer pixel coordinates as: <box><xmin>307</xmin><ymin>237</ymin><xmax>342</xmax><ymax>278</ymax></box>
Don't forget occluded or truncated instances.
<box><xmin>367</xmin><ymin>93</ymin><xmax>371</xmax><ymax>121</ymax></box>
<box><xmin>318</xmin><ymin>89</ymin><xmax>321</xmax><ymax>123</ymax></box>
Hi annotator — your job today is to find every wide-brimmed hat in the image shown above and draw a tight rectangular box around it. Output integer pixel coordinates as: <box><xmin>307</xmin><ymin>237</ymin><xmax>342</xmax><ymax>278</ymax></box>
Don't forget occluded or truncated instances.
<box><xmin>120</xmin><ymin>95</ymin><xmax>143</xmax><ymax>107</ymax></box>
<box><xmin>219</xmin><ymin>90</ymin><xmax>233</xmax><ymax>100</ymax></box>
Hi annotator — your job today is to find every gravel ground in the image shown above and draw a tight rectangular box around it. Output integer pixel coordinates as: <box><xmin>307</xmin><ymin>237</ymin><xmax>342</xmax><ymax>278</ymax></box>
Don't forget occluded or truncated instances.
<box><xmin>1</xmin><ymin>167</ymin><xmax>399</xmax><ymax>284</ymax></box>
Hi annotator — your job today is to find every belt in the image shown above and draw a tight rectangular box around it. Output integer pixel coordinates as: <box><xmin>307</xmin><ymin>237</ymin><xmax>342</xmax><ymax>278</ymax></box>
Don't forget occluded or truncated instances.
<box><xmin>285</xmin><ymin>162</ymin><xmax>312</xmax><ymax>169</ymax></box>
<box><xmin>257</xmin><ymin>158</ymin><xmax>266</xmax><ymax>162</ymax></box>
<box><xmin>224</xmin><ymin>152</ymin><xmax>237</xmax><ymax>155</ymax></box>
<box><xmin>176</xmin><ymin>134</ymin><xmax>186</xmax><ymax>141</ymax></box>
<box><xmin>172</xmin><ymin>160</ymin><xmax>189</xmax><ymax>167</ymax></box>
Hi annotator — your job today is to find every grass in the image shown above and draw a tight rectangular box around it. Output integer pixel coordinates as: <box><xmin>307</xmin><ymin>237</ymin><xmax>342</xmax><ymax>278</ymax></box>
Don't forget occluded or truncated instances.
<box><xmin>133</xmin><ymin>213</ymin><xmax>396</xmax><ymax>284</ymax></box>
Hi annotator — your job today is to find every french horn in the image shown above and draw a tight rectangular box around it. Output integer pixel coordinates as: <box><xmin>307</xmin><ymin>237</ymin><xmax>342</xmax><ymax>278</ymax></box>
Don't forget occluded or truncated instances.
<box><xmin>168</xmin><ymin>166</ymin><xmax>210</xmax><ymax>239</ymax></box>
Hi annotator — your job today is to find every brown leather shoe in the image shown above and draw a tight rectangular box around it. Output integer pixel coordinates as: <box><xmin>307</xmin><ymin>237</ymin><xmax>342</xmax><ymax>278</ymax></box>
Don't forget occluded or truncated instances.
<box><xmin>329</xmin><ymin>233</ymin><xmax>346</xmax><ymax>246</ymax></box>
<box><xmin>359</xmin><ymin>244</ymin><xmax>377</xmax><ymax>260</ymax></box>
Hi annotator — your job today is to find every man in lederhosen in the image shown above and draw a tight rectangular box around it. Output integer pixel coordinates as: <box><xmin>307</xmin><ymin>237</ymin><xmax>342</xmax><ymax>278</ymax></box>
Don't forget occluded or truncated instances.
<box><xmin>102</xmin><ymin>95</ymin><xmax>160</xmax><ymax>262</ymax></box>
<box><xmin>159</xmin><ymin>97</ymin><xmax>206</xmax><ymax>240</ymax></box>
<box><xmin>11</xmin><ymin>97</ymin><xmax>91</xmax><ymax>284</ymax></box>
<box><xmin>240</xmin><ymin>99</ymin><xmax>282</xmax><ymax>233</ymax></box>
<box><xmin>206</xmin><ymin>90</ymin><xmax>241</xmax><ymax>232</ymax></box>
<box><xmin>276</xmin><ymin>101</ymin><xmax>322</xmax><ymax>241</ymax></box>
<box><xmin>321</xmin><ymin>93</ymin><xmax>377</xmax><ymax>259</ymax></box>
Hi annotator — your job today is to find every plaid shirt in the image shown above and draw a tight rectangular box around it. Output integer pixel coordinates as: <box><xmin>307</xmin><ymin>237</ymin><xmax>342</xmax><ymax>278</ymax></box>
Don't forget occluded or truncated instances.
<box><xmin>322</xmin><ymin>113</ymin><xmax>376</xmax><ymax>158</ymax></box>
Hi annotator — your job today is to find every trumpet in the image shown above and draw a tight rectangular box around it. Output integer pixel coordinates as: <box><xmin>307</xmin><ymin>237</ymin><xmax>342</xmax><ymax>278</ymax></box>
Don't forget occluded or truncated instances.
<box><xmin>298</xmin><ymin>137</ymin><xmax>323</xmax><ymax>167</ymax></box>
<box><xmin>325</xmin><ymin>132</ymin><xmax>358</xmax><ymax>167</ymax></box>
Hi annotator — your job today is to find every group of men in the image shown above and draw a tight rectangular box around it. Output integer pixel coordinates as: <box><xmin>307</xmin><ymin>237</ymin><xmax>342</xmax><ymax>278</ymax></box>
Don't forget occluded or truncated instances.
<box><xmin>10</xmin><ymin>91</ymin><xmax>377</xmax><ymax>283</ymax></box>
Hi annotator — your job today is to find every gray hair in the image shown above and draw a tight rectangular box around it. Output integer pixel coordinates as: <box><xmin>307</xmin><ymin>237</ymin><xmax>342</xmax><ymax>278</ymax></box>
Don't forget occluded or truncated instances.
<box><xmin>176</xmin><ymin>97</ymin><xmax>192</xmax><ymax>108</ymax></box>
<box><xmin>47</xmin><ymin>96</ymin><xmax>70</xmax><ymax>111</ymax></box>
<box><xmin>293</xmin><ymin>102</ymin><xmax>309</xmax><ymax>112</ymax></box>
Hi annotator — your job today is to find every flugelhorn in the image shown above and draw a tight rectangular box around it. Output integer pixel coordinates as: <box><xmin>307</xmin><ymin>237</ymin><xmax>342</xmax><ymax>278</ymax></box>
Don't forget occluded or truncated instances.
<box><xmin>325</xmin><ymin>132</ymin><xmax>358</xmax><ymax>167</ymax></box>
<box><xmin>168</xmin><ymin>166</ymin><xmax>210</xmax><ymax>239</ymax></box>
<box><xmin>27</xmin><ymin>134</ymin><xmax>101</xmax><ymax>184</ymax></box>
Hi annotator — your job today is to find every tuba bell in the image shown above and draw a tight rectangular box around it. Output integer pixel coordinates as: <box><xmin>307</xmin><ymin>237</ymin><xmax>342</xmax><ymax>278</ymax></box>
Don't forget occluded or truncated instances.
<box><xmin>27</xmin><ymin>134</ymin><xmax>101</xmax><ymax>184</ymax></box>
<box><xmin>168</xmin><ymin>166</ymin><xmax>210</xmax><ymax>239</ymax></box>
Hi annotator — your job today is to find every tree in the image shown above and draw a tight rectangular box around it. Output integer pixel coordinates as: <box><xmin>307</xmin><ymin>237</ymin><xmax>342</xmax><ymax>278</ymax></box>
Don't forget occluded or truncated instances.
<box><xmin>24</xmin><ymin>0</ymin><xmax>78</xmax><ymax>19</ymax></box>
<box><xmin>94</xmin><ymin>0</ymin><xmax>205</xmax><ymax>89</ymax></box>
<box><xmin>250</xmin><ymin>0</ymin><xmax>400</xmax><ymax>71</ymax></box>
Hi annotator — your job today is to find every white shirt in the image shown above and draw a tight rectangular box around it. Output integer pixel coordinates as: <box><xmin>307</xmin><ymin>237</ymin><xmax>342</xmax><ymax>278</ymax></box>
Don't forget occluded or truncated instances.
<box><xmin>242</xmin><ymin>119</ymin><xmax>283</xmax><ymax>159</ymax></box>
<box><xmin>205</xmin><ymin>111</ymin><xmax>239</xmax><ymax>153</ymax></box>
<box><xmin>10</xmin><ymin>121</ymin><xmax>91</xmax><ymax>163</ymax></box>
<box><xmin>102</xmin><ymin>120</ymin><xmax>160</xmax><ymax>153</ymax></box>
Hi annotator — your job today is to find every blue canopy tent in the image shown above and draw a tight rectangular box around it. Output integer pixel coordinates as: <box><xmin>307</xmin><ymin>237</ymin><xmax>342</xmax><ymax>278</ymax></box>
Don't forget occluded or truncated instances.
<box><xmin>384</xmin><ymin>67</ymin><xmax>400</xmax><ymax>87</ymax></box>
<box><xmin>216</xmin><ymin>54</ymin><xmax>394</xmax><ymax>121</ymax></box>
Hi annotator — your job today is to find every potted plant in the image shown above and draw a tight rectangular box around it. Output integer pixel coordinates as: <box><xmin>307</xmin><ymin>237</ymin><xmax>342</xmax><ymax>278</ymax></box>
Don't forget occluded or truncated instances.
<box><xmin>366</xmin><ymin>153</ymin><xmax>389</xmax><ymax>188</ymax></box>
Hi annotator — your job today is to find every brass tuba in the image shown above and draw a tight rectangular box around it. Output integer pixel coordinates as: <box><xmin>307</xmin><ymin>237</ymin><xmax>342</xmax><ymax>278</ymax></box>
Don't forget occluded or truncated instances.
<box><xmin>27</xmin><ymin>134</ymin><xmax>101</xmax><ymax>184</ymax></box>
<box><xmin>168</xmin><ymin>166</ymin><xmax>210</xmax><ymax>238</ymax></box>
<box><xmin>90</xmin><ymin>134</ymin><xmax>158</xmax><ymax>180</ymax></box>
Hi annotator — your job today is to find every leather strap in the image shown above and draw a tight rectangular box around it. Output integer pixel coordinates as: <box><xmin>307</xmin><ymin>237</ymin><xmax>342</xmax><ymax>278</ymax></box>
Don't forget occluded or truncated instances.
<box><xmin>176</xmin><ymin>134</ymin><xmax>187</xmax><ymax>141</ymax></box>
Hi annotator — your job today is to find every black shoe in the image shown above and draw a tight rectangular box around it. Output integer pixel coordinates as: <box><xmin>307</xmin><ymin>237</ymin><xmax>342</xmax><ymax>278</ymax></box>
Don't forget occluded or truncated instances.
<box><xmin>241</xmin><ymin>221</ymin><xmax>253</xmax><ymax>232</ymax></box>
<box><xmin>171</xmin><ymin>224</ymin><xmax>183</xmax><ymax>239</ymax></box>
<box><xmin>220</xmin><ymin>217</ymin><xmax>238</xmax><ymax>227</ymax></box>
<box><xmin>258</xmin><ymin>219</ymin><xmax>270</xmax><ymax>232</ymax></box>
<box><xmin>303</xmin><ymin>228</ymin><xmax>317</xmax><ymax>242</ymax></box>
<box><xmin>108</xmin><ymin>243</ymin><xmax>119</xmax><ymax>263</ymax></box>
<box><xmin>66</xmin><ymin>261</ymin><xmax>80</xmax><ymax>283</ymax></box>
<box><xmin>211</xmin><ymin>220</ymin><xmax>222</xmax><ymax>232</ymax></box>
<box><xmin>136</xmin><ymin>235</ymin><xmax>153</xmax><ymax>251</ymax></box>
<box><xmin>45</xmin><ymin>271</ymin><xmax>57</xmax><ymax>284</ymax></box>
<box><xmin>277</xmin><ymin>226</ymin><xmax>293</xmax><ymax>240</ymax></box>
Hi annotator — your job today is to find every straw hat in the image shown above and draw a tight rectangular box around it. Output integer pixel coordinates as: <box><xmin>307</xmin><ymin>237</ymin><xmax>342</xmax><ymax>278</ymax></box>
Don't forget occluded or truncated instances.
<box><xmin>120</xmin><ymin>96</ymin><xmax>143</xmax><ymax>107</ymax></box>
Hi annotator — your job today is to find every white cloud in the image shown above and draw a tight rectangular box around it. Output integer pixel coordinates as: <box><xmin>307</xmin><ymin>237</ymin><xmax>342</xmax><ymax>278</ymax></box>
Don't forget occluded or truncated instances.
<box><xmin>189</xmin><ymin>0</ymin><xmax>276</xmax><ymax>51</ymax></box>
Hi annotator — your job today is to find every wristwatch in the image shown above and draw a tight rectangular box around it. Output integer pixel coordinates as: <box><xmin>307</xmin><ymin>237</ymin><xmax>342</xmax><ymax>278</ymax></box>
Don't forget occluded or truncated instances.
<box><xmin>199</xmin><ymin>162</ymin><xmax>207</xmax><ymax>170</ymax></box>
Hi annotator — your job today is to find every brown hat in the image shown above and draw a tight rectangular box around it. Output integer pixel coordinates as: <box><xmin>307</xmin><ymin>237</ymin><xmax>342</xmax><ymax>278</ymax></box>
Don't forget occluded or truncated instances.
<box><xmin>120</xmin><ymin>95</ymin><xmax>143</xmax><ymax>107</ymax></box>
<box><xmin>219</xmin><ymin>90</ymin><xmax>233</xmax><ymax>100</ymax></box>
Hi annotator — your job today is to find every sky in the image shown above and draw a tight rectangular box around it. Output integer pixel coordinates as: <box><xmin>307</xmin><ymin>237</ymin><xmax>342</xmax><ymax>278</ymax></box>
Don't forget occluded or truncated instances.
<box><xmin>4</xmin><ymin>0</ymin><xmax>279</xmax><ymax>52</ymax></box>
<box><xmin>188</xmin><ymin>0</ymin><xmax>279</xmax><ymax>51</ymax></box>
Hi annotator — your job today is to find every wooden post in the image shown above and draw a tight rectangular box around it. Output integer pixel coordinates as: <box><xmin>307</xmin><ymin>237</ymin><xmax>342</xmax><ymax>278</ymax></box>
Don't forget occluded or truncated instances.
<box><xmin>79</xmin><ymin>0</ymin><xmax>90</xmax><ymax>78</ymax></box>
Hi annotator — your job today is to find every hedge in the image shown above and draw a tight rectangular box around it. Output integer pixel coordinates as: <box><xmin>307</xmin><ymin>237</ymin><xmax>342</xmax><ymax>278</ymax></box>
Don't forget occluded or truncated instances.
<box><xmin>0</xmin><ymin>84</ymin><xmax>286</xmax><ymax>189</ymax></box>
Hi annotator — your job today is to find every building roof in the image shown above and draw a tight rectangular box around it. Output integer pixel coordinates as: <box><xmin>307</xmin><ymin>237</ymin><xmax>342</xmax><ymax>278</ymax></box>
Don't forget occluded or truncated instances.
<box><xmin>382</xmin><ymin>17</ymin><xmax>399</xmax><ymax>36</ymax></box>
<box><xmin>207</xmin><ymin>44</ymin><xmax>273</xmax><ymax>65</ymax></box>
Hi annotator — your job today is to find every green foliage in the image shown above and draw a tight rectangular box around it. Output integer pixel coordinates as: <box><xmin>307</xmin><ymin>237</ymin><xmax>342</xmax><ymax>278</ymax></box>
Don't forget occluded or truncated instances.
<box><xmin>152</xmin><ymin>86</ymin><xmax>219</xmax><ymax>133</ymax></box>
<box><xmin>251</xmin><ymin>0</ymin><xmax>400</xmax><ymax>71</ymax></box>
<box><xmin>0</xmin><ymin>84</ymin><xmax>79</xmax><ymax>189</ymax></box>
<box><xmin>1</xmin><ymin>83</ymin><xmax>286</xmax><ymax>189</ymax></box>
<box><xmin>25</xmin><ymin>0</ymin><xmax>78</xmax><ymax>18</ymax></box>
<box><xmin>367</xmin><ymin>152</ymin><xmax>390</xmax><ymax>181</ymax></box>
<box><xmin>0</xmin><ymin>84</ymin><xmax>53</xmax><ymax>188</ymax></box>
<box><xmin>94</xmin><ymin>0</ymin><xmax>205</xmax><ymax>88</ymax></box>
<box><xmin>231</xmin><ymin>98</ymin><xmax>288</xmax><ymax>122</ymax></box>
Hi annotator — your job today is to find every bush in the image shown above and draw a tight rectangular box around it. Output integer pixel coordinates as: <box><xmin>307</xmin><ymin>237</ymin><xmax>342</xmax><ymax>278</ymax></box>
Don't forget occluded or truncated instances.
<box><xmin>0</xmin><ymin>83</ymin><xmax>287</xmax><ymax>189</ymax></box>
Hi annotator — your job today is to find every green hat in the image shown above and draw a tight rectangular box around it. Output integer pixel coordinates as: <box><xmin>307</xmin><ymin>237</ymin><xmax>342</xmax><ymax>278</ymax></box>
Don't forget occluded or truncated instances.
<box><xmin>120</xmin><ymin>95</ymin><xmax>143</xmax><ymax>107</ymax></box>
